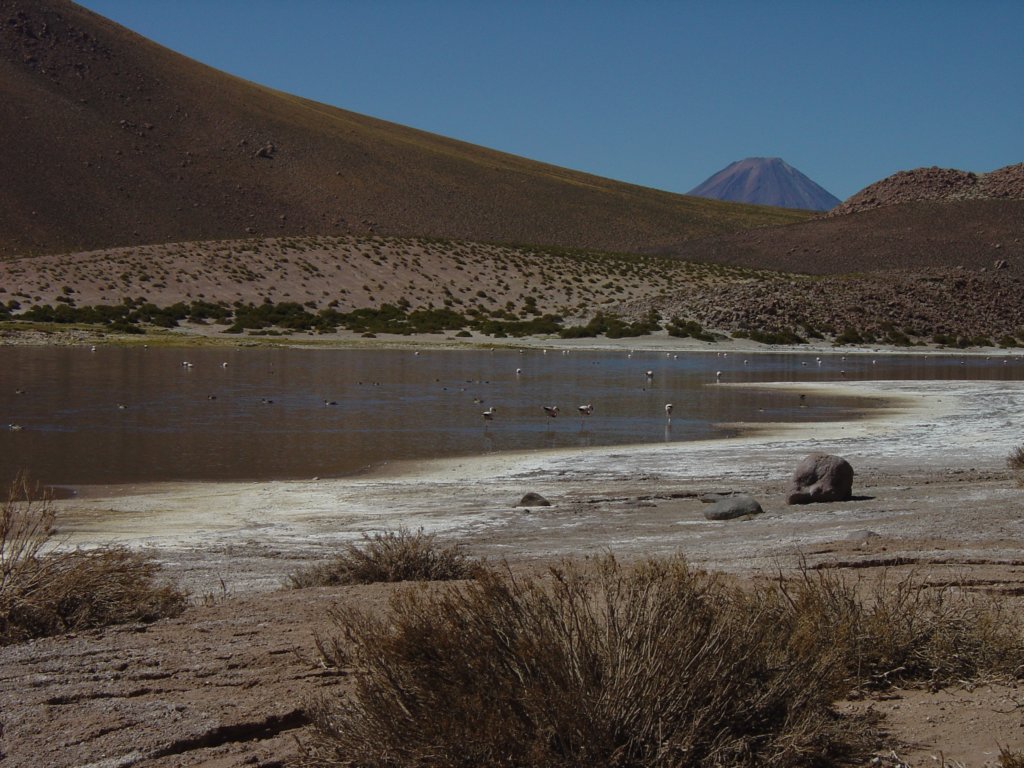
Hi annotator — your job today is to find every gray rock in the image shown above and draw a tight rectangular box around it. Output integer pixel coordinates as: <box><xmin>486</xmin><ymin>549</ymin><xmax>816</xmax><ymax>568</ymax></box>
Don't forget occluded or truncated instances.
<box><xmin>787</xmin><ymin>453</ymin><xmax>854</xmax><ymax>505</ymax></box>
<box><xmin>516</xmin><ymin>492</ymin><xmax>550</xmax><ymax>508</ymax></box>
<box><xmin>703</xmin><ymin>494</ymin><xmax>763</xmax><ymax>520</ymax></box>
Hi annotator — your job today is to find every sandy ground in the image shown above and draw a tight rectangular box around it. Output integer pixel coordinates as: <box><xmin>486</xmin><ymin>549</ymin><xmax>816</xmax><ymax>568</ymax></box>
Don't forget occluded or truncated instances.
<box><xmin>2</xmin><ymin>338</ymin><xmax>1024</xmax><ymax>766</ymax></box>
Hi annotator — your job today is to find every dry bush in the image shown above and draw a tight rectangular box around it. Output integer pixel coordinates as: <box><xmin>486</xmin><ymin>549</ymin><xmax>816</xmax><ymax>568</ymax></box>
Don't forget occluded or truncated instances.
<box><xmin>302</xmin><ymin>556</ymin><xmax>1024</xmax><ymax>768</ymax></box>
<box><xmin>764</xmin><ymin>566</ymin><xmax>1023</xmax><ymax>691</ymax></box>
<box><xmin>1008</xmin><ymin>444</ymin><xmax>1024</xmax><ymax>471</ymax></box>
<box><xmin>287</xmin><ymin>527</ymin><xmax>479</xmax><ymax>588</ymax></box>
<box><xmin>302</xmin><ymin>556</ymin><xmax>863</xmax><ymax>768</ymax></box>
<box><xmin>1008</xmin><ymin>444</ymin><xmax>1024</xmax><ymax>488</ymax></box>
<box><xmin>1001</xmin><ymin>747</ymin><xmax>1024</xmax><ymax>767</ymax></box>
<box><xmin>0</xmin><ymin>472</ymin><xmax>187</xmax><ymax>645</ymax></box>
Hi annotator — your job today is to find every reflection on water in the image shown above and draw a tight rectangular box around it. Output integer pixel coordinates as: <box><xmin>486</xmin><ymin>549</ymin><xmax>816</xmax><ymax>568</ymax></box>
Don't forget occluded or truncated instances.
<box><xmin>0</xmin><ymin>346</ymin><xmax>1021</xmax><ymax>486</ymax></box>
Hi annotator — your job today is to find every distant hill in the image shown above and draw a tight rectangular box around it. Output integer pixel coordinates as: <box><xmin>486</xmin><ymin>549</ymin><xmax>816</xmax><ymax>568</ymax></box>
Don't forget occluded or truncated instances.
<box><xmin>667</xmin><ymin>163</ymin><xmax>1022</xmax><ymax>276</ymax></box>
<box><xmin>688</xmin><ymin>157</ymin><xmax>841</xmax><ymax>211</ymax></box>
<box><xmin>0</xmin><ymin>0</ymin><xmax>809</xmax><ymax>258</ymax></box>
<box><xmin>827</xmin><ymin>163</ymin><xmax>1024</xmax><ymax>217</ymax></box>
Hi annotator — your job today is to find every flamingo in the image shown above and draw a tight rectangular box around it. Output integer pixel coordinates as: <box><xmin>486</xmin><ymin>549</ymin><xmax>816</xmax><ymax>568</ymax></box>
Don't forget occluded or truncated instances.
<box><xmin>543</xmin><ymin>405</ymin><xmax>560</xmax><ymax>418</ymax></box>
<box><xmin>665</xmin><ymin>403</ymin><xmax>673</xmax><ymax>422</ymax></box>
<box><xmin>482</xmin><ymin>406</ymin><xmax>496</xmax><ymax>422</ymax></box>
<box><xmin>577</xmin><ymin>404</ymin><xmax>593</xmax><ymax>427</ymax></box>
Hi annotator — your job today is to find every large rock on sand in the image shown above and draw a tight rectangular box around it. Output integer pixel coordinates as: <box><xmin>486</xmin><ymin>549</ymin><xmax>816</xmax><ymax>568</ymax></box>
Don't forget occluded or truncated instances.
<box><xmin>786</xmin><ymin>453</ymin><xmax>854</xmax><ymax>504</ymax></box>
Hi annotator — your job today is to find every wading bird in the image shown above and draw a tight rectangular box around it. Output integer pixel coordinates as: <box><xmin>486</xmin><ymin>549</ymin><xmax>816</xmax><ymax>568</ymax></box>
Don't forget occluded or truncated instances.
<box><xmin>543</xmin><ymin>405</ymin><xmax>560</xmax><ymax>418</ymax></box>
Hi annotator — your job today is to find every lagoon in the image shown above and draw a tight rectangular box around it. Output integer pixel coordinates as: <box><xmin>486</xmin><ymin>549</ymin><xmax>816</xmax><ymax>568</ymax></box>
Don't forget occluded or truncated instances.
<box><xmin>1</xmin><ymin>345</ymin><xmax>1021</xmax><ymax>488</ymax></box>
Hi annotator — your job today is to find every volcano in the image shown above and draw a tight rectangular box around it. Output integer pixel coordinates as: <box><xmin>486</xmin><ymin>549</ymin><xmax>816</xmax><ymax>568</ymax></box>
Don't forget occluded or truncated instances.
<box><xmin>688</xmin><ymin>157</ymin><xmax>841</xmax><ymax>211</ymax></box>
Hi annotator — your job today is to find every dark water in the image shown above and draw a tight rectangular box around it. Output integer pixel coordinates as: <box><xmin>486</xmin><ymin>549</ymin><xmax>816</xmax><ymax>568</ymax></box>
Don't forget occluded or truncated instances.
<box><xmin>1</xmin><ymin>346</ymin><xmax>1021</xmax><ymax>487</ymax></box>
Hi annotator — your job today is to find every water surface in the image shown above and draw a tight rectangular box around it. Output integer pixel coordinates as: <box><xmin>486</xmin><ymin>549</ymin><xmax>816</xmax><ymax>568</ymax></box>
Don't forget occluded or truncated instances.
<box><xmin>1</xmin><ymin>346</ymin><xmax>1020</xmax><ymax>487</ymax></box>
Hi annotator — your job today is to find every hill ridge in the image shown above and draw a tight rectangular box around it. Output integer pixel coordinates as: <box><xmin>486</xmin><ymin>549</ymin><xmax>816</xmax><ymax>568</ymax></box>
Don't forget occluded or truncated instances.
<box><xmin>0</xmin><ymin>0</ymin><xmax>808</xmax><ymax>258</ymax></box>
<box><xmin>828</xmin><ymin>162</ymin><xmax>1024</xmax><ymax>217</ymax></box>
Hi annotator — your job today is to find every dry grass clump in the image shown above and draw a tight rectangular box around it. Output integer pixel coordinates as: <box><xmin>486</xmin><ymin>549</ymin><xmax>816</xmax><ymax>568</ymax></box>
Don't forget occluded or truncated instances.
<box><xmin>0</xmin><ymin>473</ymin><xmax>186</xmax><ymax>645</ymax></box>
<box><xmin>1008</xmin><ymin>444</ymin><xmax>1024</xmax><ymax>470</ymax></box>
<box><xmin>301</xmin><ymin>556</ymin><xmax>1024</xmax><ymax>768</ymax></box>
<box><xmin>767</xmin><ymin>566</ymin><xmax>1023</xmax><ymax>691</ymax></box>
<box><xmin>287</xmin><ymin>528</ymin><xmax>480</xmax><ymax>588</ymax></box>
<box><xmin>1008</xmin><ymin>444</ymin><xmax>1024</xmax><ymax>488</ymax></box>
<box><xmin>302</xmin><ymin>556</ymin><xmax>865</xmax><ymax>767</ymax></box>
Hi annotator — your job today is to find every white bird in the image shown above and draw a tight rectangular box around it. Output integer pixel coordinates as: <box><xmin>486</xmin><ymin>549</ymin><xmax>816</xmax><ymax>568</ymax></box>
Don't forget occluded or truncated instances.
<box><xmin>221</xmin><ymin>361</ymin><xmax>229</xmax><ymax>368</ymax></box>
<box><xmin>665</xmin><ymin>403</ymin><xmax>673</xmax><ymax>422</ymax></box>
<box><xmin>543</xmin><ymin>405</ymin><xmax>560</xmax><ymax>418</ymax></box>
<box><xmin>645</xmin><ymin>370</ymin><xmax>654</xmax><ymax>379</ymax></box>
<box><xmin>8</xmin><ymin>424</ymin><xmax>23</xmax><ymax>431</ymax></box>
<box><xmin>578</xmin><ymin>403</ymin><xmax>594</xmax><ymax>417</ymax></box>
<box><xmin>482</xmin><ymin>406</ymin><xmax>496</xmax><ymax>422</ymax></box>
<box><xmin>516</xmin><ymin>368</ymin><xmax>522</xmax><ymax>375</ymax></box>
<box><xmin>324</xmin><ymin>400</ymin><xmax>338</xmax><ymax>406</ymax></box>
<box><xmin>715</xmin><ymin>370</ymin><xmax>722</xmax><ymax>380</ymax></box>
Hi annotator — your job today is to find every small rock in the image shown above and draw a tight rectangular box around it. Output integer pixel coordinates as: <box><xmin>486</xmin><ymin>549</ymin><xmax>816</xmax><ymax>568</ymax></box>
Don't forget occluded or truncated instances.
<box><xmin>516</xmin><ymin>492</ymin><xmax>550</xmax><ymax>508</ymax></box>
<box><xmin>703</xmin><ymin>494</ymin><xmax>763</xmax><ymax>520</ymax></box>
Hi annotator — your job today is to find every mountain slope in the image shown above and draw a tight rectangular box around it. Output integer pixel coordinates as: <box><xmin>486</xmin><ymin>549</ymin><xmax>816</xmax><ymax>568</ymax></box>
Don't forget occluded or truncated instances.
<box><xmin>688</xmin><ymin>157</ymin><xmax>841</xmax><ymax>211</ymax></box>
<box><xmin>0</xmin><ymin>0</ymin><xmax>809</xmax><ymax>258</ymax></box>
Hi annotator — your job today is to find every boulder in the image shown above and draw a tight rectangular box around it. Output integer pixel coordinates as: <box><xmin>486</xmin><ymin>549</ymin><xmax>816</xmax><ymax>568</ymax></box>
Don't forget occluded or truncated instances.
<box><xmin>703</xmin><ymin>494</ymin><xmax>763</xmax><ymax>520</ymax></box>
<box><xmin>516</xmin><ymin>492</ymin><xmax>550</xmax><ymax>508</ymax></box>
<box><xmin>786</xmin><ymin>453</ymin><xmax>854</xmax><ymax>505</ymax></box>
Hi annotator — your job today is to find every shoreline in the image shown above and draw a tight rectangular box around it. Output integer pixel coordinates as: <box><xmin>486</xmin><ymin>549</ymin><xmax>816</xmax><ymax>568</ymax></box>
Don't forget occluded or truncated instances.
<box><xmin>50</xmin><ymin>377</ymin><xmax>1024</xmax><ymax>594</ymax></box>
<box><xmin>6</xmin><ymin>321</ymin><xmax>1024</xmax><ymax>357</ymax></box>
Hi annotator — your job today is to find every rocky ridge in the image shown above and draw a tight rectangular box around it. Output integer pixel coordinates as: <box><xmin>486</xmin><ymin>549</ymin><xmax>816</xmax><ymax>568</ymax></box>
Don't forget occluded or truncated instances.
<box><xmin>829</xmin><ymin>162</ymin><xmax>1024</xmax><ymax>217</ymax></box>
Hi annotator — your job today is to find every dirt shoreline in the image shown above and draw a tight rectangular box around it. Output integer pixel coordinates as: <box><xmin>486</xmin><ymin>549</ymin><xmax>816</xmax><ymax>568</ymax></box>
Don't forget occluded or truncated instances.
<box><xmin>5</xmin><ymin>321</ymin><xmax>1024</xmax><ymax>358</ymax></box>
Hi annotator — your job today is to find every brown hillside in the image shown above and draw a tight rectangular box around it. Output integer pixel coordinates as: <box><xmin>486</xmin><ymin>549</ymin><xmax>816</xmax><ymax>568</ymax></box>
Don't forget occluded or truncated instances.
<box><xmin>828</xmin><ymin>162</ymin><xmax>1024</xmax><ymax>217</ymax></box>
<box><xmin>663</xmin><ymin>199</ymin><xmax>1023</xmax><ymax>275</ymax></box>
<box><xmin>0</xmin><ymin>0</ymin><xmax>808</xmax><ymax>259</ymax></box>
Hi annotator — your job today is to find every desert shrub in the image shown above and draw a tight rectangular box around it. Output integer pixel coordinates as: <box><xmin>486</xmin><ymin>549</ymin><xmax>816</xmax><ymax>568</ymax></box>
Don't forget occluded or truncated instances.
<box><xmin>1007</xmin><ymin>444</ymin><xmax>1024</xmax><ymax>487</ymax></box>
<box><xmin>288</xmin><ymin>528</ymin><xmax>479</xmax><ymax>588</ymax></box>
<box><xmin>0</xmin><ymin>473</ymin><xmax>187</xmax><ymax>645</ymax></box>
<box><xmin>1008</xmin><ymin>444</ymin><xmax>1024</xmax><ymax>477</ymax></box>
<box><xmin>302</xmin><ymin>556</ymin><xmax>862</xmax><ymax>767</ymax></box>
<box><xmin>764</xmin><ymin>565</ymin><xmax>1023</xmax><ymax>691</ymax></box>
<box><xmin>303</xmin><ymin>556</ymin><xmax>1024</xmax><ymax>767</ymax></box>
<box><xmin>666</xmin><ymin>316</ymin><xmax>716</xmax><ymax>342</ymax></box>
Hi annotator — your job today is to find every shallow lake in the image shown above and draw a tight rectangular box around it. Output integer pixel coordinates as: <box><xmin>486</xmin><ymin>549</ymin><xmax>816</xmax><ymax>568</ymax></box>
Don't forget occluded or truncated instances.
<box><xmin>1</xmin><ymin>345</ymin><xmax>1021</xmax><ymax>488</ymax></box>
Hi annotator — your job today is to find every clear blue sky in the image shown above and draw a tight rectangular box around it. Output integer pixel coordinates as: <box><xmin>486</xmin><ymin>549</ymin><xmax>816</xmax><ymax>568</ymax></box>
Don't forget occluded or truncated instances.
<box><xmin>77</xmin><ymin>0</ymin><xmax>1022</xmax><ymax>200</ymax></box>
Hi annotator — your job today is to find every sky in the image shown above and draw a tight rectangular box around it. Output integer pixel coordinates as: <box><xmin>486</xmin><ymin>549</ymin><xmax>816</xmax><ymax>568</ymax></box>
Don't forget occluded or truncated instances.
<box><xmin>76</xmin><ymin>1</ymin><xmax>1022</xmax><ymax>201</ymax></box>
